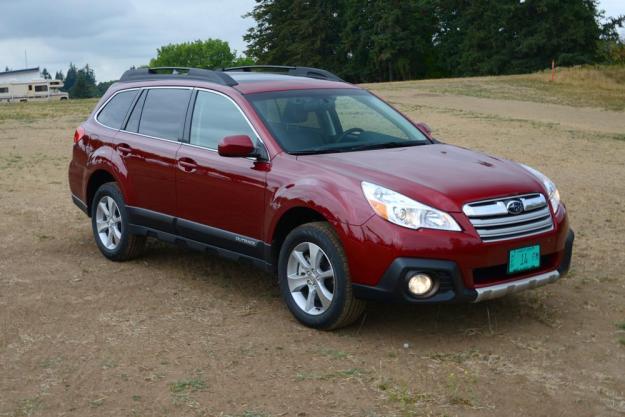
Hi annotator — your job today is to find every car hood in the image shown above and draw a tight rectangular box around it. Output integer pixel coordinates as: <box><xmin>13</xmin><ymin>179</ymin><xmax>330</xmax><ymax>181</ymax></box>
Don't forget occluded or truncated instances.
<box><xmin>298</xmin><ymin>144</ymin><xmax>545</xmax><ymax>212</ymax></box>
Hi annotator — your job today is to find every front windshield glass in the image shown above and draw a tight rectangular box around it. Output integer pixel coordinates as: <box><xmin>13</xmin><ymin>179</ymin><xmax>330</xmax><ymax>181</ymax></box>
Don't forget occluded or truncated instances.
<box><xmin>246</xmin><ymin>89</ymin><xmax>430</xmax><ymax>154</ymax></box>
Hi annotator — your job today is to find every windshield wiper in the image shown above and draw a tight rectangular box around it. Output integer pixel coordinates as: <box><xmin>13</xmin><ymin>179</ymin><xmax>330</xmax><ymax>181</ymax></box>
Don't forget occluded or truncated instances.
<box><xmin>290</xmin><ymin>141</ymin><xmax>426</xmax><ymax>155</ymax></box>
<box><xmin>290</xmin><ymin>148</ymin><xmax>341</xmax><ymax>155</ymax></box>
<box><xmin>340</xmin><ymin>141</ymin><xmax>426</xmax><ymax>152</ymax></box>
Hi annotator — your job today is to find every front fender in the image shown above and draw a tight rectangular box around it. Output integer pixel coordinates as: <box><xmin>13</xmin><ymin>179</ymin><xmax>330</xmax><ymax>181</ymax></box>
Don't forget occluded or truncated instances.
<box><xmin>265</xmin><ymin>175</ymin><xmax>374</xmax><ymax>242</ymax></box>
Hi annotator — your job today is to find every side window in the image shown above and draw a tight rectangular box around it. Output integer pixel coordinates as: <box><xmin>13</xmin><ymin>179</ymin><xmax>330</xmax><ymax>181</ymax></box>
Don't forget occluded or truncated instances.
<box><xmin>35</xmin><ymin>85</ymin><xmax>48</xmax><ymax>92</ymax></box>
<box><xmin>190</xmin><ymin>91</ymin><xmax>256</xmax><ymax>149</ymax></box>
<box><xmin>124</xmin><ymin>90</ymin><xmax>146</xmax><ymax>133</ymax></box>
<box><xmin>139</xmin><ymin>89</ymin><xmax>191</xmax><ymax>140</ymax></box>
<box><xmin>97</xmin><ymin>90</ymin><xmax>139</xmax><ymax>129</ymax></box>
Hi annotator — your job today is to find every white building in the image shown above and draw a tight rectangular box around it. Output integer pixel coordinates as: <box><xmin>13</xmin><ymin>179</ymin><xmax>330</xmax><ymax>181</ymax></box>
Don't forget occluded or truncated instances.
<box><xmin>0</xmin><ymin>67</ymin><xmax>42</xmax><ymax>83</ymax></box>
<box><xmin>0</xmin><ymin>67</ymin><xmax>69</xmax><ymax>102</ymax></box>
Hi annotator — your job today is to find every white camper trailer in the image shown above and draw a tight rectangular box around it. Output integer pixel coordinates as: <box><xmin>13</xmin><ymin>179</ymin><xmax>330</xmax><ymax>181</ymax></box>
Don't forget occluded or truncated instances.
<box><xmin>0</xmin><ymin>68</ymin><xmax>69</xmax><ymax>103</ymax></box>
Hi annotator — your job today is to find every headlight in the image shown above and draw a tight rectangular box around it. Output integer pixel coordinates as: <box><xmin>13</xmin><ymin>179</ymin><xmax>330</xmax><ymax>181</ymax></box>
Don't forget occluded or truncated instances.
<box><xmin>521</xmin><ymin>164</ymin><xmax>561</xmax><ymax>212</ymax></box>
<box><xmin>361</xmin><ymin>182</ymin><xmax>461</xmax><ymax>231</ymax></box>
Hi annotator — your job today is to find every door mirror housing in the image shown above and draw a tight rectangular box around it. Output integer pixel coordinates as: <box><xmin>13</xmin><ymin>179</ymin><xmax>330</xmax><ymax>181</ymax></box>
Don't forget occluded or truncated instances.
<box><xmin>416</xmin><ymin>122</ymin><xmax>433</xmax><ymax>138</ymax></box>
<box><xmin>218</xmin><ymin>135</ymin><xmax>256</xmax><ymax>158</ymax></box>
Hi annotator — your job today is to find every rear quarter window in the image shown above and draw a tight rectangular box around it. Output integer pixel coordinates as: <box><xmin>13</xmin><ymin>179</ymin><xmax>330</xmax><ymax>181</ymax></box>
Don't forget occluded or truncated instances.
<box><xmin>97</xmin><ymin>90</ymin><xmax>139</xmax><ymax>129</ymax></box>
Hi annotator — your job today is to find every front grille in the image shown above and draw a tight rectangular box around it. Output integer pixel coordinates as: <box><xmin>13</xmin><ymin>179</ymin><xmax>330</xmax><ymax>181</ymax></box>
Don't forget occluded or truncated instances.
<box><xmin>463</xmin><ymin>193</ymin><xmax>553</xmax><ymax>242</ymax></box>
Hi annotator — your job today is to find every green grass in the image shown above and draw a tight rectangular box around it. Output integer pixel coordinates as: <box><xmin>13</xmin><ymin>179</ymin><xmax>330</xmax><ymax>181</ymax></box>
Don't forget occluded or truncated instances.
<box><xmin>617</xmin><ymin>322</ymin><xmax>625</xmax><ymax>347</ymax></box>
<box><xmin>380</xmin><ymin>382</ymin><xmax>436</xmax><ymax>410</ymax></box>
<box><xmin>169</xmin><ymin>376</ymin><xmax>207</xmax><ymax>408</ymax></box>
<box><xmin>296</xmin><ymin>367</ymin><xmax>366</xmax><ymax>381</ymax></box>
<box><xmin>12</xmin><ymin>397</ymin><xmax>42</xmax><ymax>417</ymax></box>
<box><xmin>225</xmin><ymin>412</ymin><xmax>272</xmax><ymax>417</ymax></box>
<box><xmin>169</xmin><ymin>377</ymin><xmax>207</xmax><ymax>393</ymax></box>
<box><xmin>318</xmin><ymin>347</ymin><xmax>350</xmax><ymax>359</ymax></box>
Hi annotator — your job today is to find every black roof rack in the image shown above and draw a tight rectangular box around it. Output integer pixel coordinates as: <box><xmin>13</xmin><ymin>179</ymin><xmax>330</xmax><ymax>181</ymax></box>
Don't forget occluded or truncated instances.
<box><xmin>119</xmin><ymin>67</ymin><xmax>238</xmax><ymax>87</ymax></box>
<box><xmin>221</xmin><ymin>65</ymin><xmax>344</xmax><ymax>82</ymax></box>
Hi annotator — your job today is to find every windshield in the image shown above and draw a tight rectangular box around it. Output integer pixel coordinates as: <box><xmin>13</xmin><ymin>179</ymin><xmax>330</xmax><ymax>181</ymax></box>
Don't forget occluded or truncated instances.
<box><xmin>246</xmin><ymin>89</ymin><xmax>430</xmax><ymax>154</ymax></box>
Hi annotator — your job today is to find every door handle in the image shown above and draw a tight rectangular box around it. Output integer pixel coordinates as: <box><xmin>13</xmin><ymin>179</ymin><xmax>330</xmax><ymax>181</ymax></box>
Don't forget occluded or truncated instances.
<box><xmin>117</xmin><ymin>143</ymin><xmax>132</xmax><ymax>156</ymax></box>
<box><xmin>178</xmin><ymin>157</ymin><xmax>198</xmax><ymax>172</ymax></box>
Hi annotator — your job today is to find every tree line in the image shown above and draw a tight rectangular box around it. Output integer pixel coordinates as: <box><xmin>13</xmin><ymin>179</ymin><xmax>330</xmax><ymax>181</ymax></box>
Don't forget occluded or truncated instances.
<box><xmin>7</xmin><ymin>0</ymin><xmax>622</xmax><ymax>98</ymax></box>
<box><xmin>244</xmin><ymin>0</ymin><xmax>625</xmax><ymax>82</ymax></box>
<box><xmin>23</xmin><ymin>39</ymin><xmax>251</xmax><ymax>99</ymax></box>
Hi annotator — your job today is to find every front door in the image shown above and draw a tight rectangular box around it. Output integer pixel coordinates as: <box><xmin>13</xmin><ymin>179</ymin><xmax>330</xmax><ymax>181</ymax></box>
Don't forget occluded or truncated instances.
<box><xmin>175</xmin><ymin>90</ymin><xmax>267</xmax><ymax>258</ymax></box>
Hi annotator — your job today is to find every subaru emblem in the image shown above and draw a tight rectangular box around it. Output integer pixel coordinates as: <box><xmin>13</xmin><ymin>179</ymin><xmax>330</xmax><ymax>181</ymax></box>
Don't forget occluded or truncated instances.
<box><xmin>506</xmin><ymin>200</ymin><xmax>524</xmax><ymax>215</ymax></box>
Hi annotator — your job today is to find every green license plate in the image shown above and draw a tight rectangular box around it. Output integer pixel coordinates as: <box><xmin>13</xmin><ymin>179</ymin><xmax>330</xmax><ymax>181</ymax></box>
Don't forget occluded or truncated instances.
<box><xmin>508</xmin><ymin>245</ymin><xmax>540</xmax><ymax>274</ymax></box>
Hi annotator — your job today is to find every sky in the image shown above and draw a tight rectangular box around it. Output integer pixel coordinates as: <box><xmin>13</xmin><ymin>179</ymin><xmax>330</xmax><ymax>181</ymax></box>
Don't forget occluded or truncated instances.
<box><xmin>0</xmin><ymin>0</ymin><xmax>624</xmax><ymax>83</ymax></box>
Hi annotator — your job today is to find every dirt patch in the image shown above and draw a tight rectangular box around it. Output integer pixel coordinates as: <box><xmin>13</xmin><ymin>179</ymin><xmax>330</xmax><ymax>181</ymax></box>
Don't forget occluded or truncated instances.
<box><xmin>1</xmin><ymin>87</ymin><xmax>624</xmax><ymax>417</ymax></box>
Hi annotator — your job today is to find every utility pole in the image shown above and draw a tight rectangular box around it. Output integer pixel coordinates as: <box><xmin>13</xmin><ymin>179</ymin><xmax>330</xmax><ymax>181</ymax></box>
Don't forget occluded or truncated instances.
<box><xmin>25</xmin><ymin>50</ymin><xmax>28</xmax><ymax>68</ymax></box>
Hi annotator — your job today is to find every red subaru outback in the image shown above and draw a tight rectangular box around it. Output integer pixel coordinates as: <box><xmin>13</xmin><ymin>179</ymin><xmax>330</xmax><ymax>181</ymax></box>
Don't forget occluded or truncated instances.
<box><xmin>68</xmin><ymin>66</ymin><xmax>574</xmax><ymax>329</ymax></box>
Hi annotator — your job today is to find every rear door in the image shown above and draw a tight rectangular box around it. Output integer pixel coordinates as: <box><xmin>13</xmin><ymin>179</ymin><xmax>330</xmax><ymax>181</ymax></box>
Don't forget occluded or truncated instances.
<box><xmin>111</xmin><ymin>87</ymin><xmax>191</xmax><ymax>232</ymax></box>
<box><xmin>175</xmin><ymin>89</ymin><xmax>267</xmax><ymax>257</ymax></box>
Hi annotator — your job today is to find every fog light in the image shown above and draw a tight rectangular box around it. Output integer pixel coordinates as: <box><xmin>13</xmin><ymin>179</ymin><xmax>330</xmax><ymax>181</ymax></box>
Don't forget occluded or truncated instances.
<box><xmin>407</xmin><ymin>273</ymin><xmax>433</xmax><ymax>296</ymax></box>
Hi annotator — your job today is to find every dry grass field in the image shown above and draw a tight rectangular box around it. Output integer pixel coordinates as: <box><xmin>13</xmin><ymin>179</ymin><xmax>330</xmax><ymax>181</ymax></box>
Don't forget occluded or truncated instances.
<box><xmin>1</xmin><ymin>66</ymin><xmax>625</xmax><ymax>417</ymax></box>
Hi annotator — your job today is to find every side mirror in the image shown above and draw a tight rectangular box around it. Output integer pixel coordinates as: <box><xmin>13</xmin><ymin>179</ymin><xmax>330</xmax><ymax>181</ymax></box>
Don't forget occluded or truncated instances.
<box><xmin>218</xmin><ymin>135</ymin><xmax>256</xmax><ymax>158</ymax></box>
<box><xmin>416</xmin><ymin>122</ymin><xmax>433</xmax><ymax>138</ymax></box>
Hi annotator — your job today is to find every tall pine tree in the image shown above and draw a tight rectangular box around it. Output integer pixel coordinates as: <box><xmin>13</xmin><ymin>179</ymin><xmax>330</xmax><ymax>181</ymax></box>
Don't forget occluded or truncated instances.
<box><xmin>63</xmin><ymin>63</ymin><xmax>77</xmax><ymax>92</ymax></box>
<box><xmin>245</xmin><ymin>0</ymin><xmax>343</xmax><ymax>74</ymax></box>
<box><xmin>244</xmin><ymin>0</ymin><xmax>620</xmax><ymax>81</ymax></box>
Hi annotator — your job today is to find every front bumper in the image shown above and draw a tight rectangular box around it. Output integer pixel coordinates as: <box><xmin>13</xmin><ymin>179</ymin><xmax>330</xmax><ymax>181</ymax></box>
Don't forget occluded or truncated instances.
<box><xmin>352</xmin><ymin>229</ymin><xmax>574</xmax><ymax>303</ymax></box>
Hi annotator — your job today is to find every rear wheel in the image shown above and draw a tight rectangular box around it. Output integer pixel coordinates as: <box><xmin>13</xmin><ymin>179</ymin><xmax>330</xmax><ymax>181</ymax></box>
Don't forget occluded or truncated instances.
<box><xmin>91</xmin><ymin>182</ymin><xmax>145</xmax><ymax>261</ymax></box>
<box><xmin>278</xmin><ymin>222</ymin><xmax>365</xmax><ymax>329</ymax></box>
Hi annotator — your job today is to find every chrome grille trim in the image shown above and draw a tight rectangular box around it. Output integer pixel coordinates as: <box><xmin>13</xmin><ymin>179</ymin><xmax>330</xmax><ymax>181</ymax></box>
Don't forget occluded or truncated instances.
<box><xmin>463</xmin><ymin>193</ymin><xmax>554</xmax><ymax>242</ymax></box>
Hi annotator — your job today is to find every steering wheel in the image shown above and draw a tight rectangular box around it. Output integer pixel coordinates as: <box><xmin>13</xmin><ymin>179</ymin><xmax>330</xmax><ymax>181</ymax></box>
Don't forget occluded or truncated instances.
<box><xmin>337</xmin><ymin>127</ymin><xmax>364</xmax><ymax>142</ymax></box>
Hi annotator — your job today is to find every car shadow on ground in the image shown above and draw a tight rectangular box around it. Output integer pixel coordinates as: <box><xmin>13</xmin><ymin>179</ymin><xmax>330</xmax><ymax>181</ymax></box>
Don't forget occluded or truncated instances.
<box><xmin>132</xmin><ymin>239</ymin><xmax>559</xmax><ymax>339</ymax></box>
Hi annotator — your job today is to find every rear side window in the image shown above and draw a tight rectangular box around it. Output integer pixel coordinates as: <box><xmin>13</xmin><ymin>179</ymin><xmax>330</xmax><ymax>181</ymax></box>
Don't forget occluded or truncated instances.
<box><xmin>190</xmin><ymin>91</ymin><xmax>256</xmax><ymax>149</ymax></box>
<box><xmin>97</xmin><ymin>90</ymin><xmax>139</xmax><ymax>129</ymax></box>
<box><xmin>139</xmin><ymin>89</ymin><xmax>191</xmax><ymax>140</ymax></box>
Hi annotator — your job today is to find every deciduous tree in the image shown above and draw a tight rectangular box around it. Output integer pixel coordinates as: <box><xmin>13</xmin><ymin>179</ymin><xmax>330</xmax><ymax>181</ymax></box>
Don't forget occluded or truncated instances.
<box><xmin>149</xmin><ymin>39</ymin><xmax>252</xmax><ymax>69</ymax></box>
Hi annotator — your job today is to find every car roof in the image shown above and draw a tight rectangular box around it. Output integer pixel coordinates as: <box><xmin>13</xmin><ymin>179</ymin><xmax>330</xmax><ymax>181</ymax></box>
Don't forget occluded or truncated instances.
<box><xmin>113</xmin><ymin>67</ymin><xmax>359</xmax><ymax>96</ymax></box>
<box><xmin>227</xmin><ymin>72</ymin><xmax>359</xmax><ymax>94</ymax></box>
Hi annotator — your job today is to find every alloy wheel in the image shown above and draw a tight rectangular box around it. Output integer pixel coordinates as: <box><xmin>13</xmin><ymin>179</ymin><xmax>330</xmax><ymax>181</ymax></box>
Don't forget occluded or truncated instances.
<box><xmin>286</xmin><ymin>242</ymin><xmax>335</xmax><ymax>315</ymax></box>
<box><xmin>95</xmin><ymin>196</ymin><xmax>122</xmax><ymax>250</ymax></box>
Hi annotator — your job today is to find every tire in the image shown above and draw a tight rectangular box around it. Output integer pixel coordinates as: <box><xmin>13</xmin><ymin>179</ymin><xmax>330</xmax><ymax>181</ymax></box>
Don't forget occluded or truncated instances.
<box><xmin>91</xmin><ymin>182</ymin><xmax>145</xmax><ymax>261</ymax></box>
<box><xmin>278</xmin><ymin>222</ymin><xmax>366</xmax><ymax>330</ymax></box>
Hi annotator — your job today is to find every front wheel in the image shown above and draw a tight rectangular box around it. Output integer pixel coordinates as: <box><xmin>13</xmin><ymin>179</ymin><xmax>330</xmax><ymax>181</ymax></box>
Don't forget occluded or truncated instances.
<box><xmin>278</xmin><ymin>222</ymin><xmax>365</xmax><ymax>330</ymax></box>
<box><xmin>91</xmin><ymin>182</ymin><xmax>145</xmax><ymax>261</ymax></box>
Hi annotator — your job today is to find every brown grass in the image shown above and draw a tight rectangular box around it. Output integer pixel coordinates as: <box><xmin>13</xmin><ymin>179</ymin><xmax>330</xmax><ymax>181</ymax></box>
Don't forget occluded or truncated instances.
<box><xmin>363</xmin><ymin>65</ymin><xmax>625</xmax><ymax>111</ymax></box>
<box><xmin>1</xmin><ymin>75</ymin><xmax>625</xmax><ymax>417</ymax></box>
